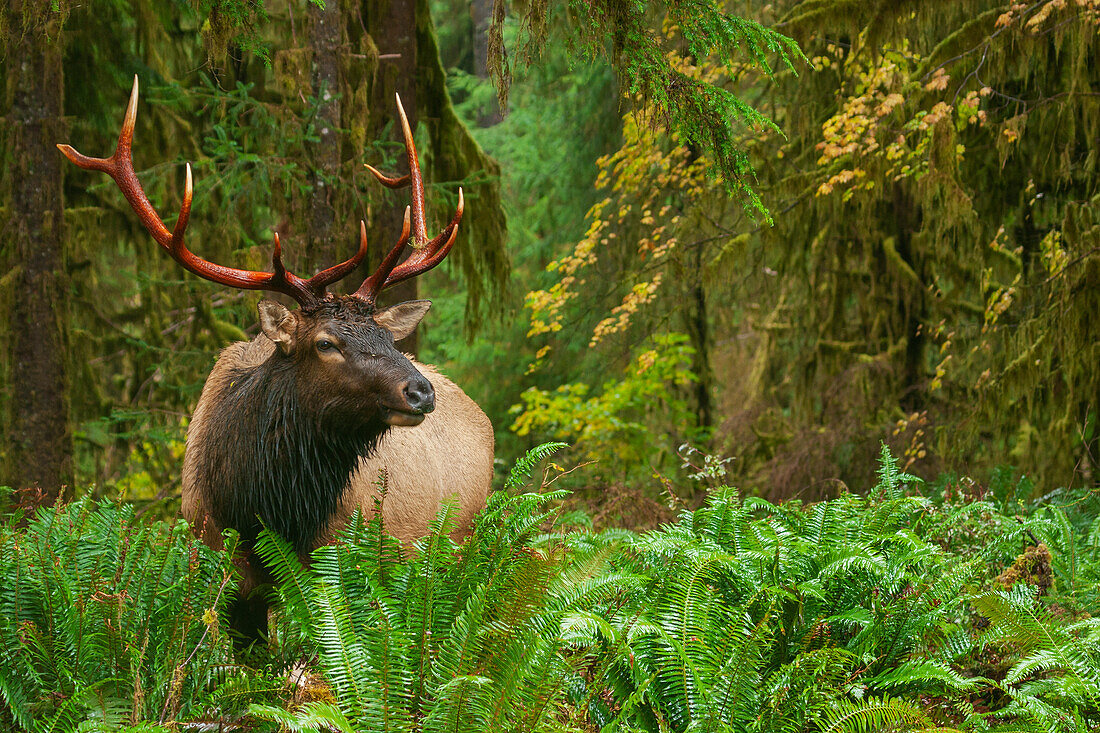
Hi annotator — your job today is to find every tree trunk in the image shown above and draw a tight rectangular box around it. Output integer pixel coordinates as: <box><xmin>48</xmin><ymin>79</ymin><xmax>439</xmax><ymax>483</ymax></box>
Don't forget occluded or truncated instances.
<box><xmin>366</xmin><ymin>0</ymin><xmax>421</xmax><ymax>354</ymax></box>
<box><xmin>2</xmin><ymin>1</ymin><xmax>72</xmax><ymax>503</ymax></box>
<box><xmin>681</xmin><ymin>146</ymin><xmax>713</xmax><ymax>439</ymax></box>
<box><xmin>688</xmin><ymin>275</ymin><xmax>713</xmax><ymax>432</ymax></box>
<box><xmin>891</xmin><ymin>184</ymin><xmax>926</xmax><ymax>408</ymax></box>
<box><xmin>308</xmin><ymin>0</ymin><xmax>342</xmax><ymax>266</ymax></box>
<box><xmin>684</xmin><ymin>240</ymin><xmax>714</xmax><ymax>509</ymax></box>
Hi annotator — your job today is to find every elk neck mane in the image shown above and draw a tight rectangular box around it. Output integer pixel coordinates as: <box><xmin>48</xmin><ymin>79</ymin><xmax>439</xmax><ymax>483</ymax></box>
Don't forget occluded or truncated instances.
<box><xmin>196</xmin><ymin>348</ymin><xmax>385</xmax><ymax>554</ymax></box>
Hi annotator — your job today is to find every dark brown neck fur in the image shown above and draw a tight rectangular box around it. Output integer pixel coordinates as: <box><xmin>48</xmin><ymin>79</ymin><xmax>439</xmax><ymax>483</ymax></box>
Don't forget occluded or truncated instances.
<box><xmin>197</xmin><ymin>352</ymin><xmax>386</xmax><ymax>553</ymax></box>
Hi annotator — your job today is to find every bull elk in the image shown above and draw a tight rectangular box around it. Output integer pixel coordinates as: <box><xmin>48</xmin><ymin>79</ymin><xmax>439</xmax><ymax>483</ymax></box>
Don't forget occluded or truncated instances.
<box><xmin>59</xmin><ymin>78</ymin><xmax>494</xmax><ymax>643</ymax></box>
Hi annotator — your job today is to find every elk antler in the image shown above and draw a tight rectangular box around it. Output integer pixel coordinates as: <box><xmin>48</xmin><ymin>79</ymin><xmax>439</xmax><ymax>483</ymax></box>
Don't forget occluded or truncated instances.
<box><xmin>57</xmin><ymin>76</ymin><xmax>368</xmax><ymax>308</ymax></box>
<box><xmin>354</xmin><ymin>93</ymin><xmax>464</xmax><ymax>304</ymax></box>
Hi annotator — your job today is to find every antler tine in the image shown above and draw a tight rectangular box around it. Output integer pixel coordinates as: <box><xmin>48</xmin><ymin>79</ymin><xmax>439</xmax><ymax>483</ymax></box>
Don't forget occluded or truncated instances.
<box><xmin>58</xmin><ymin>76</ymin><xmax>369</xmax><ymax>308</ymax></box>
<box><xmin>364</xmin><ymin>164</ymin><xmax>409</xmax><ymax>189</ymax></box>
<box><xmin>355</xmin><ymin>94</ymin><xmax>466</xmax><ymax>305</ymax></box>
<box><xmin>354</xmin><ymin>207</ymin><xmax>412</xmax><ymax>300</ymax></box>
<box><xmin>308</xmin><ymin>220</ymin><xmax>371</xmax><ymax>289</ymax></box>
<box><xmin>57</xmin><ymin>77</ymin><xmax>172</xmax><ymax>248</ymax></box>
<box><xmin>362</xmin><ymin>94</ymin><xmax>429</xmax><ymax>246</ymax></box>
<box><xmin>165</xmin><ymin>165</ymin><xmax>305</xmax><ymax>303</ymax></box>
<box><xmin>383</xmin><ymin>187</ymin><xmax>463</xmax><ymax>285</ymax></box>
<box><xmin>265</xmin><ymin>232</ymin><xmax>313</xmax><ymax>304</ymax></box>
<box><xmin>397</xmin><ymin>93</ymin><xmax>428</xmax><ymax>247</ymax></box>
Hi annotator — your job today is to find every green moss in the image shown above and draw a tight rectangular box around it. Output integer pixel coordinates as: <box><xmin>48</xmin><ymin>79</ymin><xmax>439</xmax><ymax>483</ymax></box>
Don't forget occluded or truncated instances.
<box><xmin>417</xmin><ymin>0</ymin><xmax>509</xmax><ymax>328</ymax></box>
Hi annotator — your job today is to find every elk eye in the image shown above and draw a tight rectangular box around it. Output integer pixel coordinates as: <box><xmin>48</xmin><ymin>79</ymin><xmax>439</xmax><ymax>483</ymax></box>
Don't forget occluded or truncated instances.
<box><xmin>316</xmin><ymin>339</ymin><xmax>337</xmax><ymax>352</ymax></box>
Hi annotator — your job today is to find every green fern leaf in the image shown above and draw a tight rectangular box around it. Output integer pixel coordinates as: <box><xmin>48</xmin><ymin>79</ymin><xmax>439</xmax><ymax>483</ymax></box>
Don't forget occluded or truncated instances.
<box><xmin>505</xmin><ymin>441</ymin><xmax>568</xmax><ymax>490</ymax></box>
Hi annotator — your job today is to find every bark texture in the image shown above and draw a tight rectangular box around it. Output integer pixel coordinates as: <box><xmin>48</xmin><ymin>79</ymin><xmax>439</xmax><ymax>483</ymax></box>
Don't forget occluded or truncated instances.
<box><xmin>1</xmin><ymin>2</ymin><xmax>72</xmax><ymax>501</ymax></box>
<box><xmin>365</xmin><ymin>0</ymin><xmax>422</xmax><ymax>353</ymax></box>
<box><xmin>308</xmin><ymin>0</ymin><xmax>342</xmax><ymax>266</ymax></box>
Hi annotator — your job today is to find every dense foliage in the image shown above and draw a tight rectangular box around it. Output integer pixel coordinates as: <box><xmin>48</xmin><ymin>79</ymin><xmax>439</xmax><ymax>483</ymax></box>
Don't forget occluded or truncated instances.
<box><xmin>2</xmin><ymin>2</ymin><xmax>1099</xmax><ymax>728</ymax></box>
<box><xmin>1</xmin><ymin>0</ymin><xmax>1094</xmax><ymax>506</ymax></box>
<box><xmin>0</xmin><ymin>496</ymin><xmax>237</xmax><ymax>729</ymax></box>
<box><xmin>1</xmin><ymin>0</ymin><xmax>509</xmax><ymax>497</ymax></box>
<box><xmin>451</xmin><ymin>0</ymin><xmax>1100</xmax><ymax>496</ymax></box>
<box><xmin>2</xmin><ymin>448</ymin><xmax>1098</xmax><ymax>731</ymax></box>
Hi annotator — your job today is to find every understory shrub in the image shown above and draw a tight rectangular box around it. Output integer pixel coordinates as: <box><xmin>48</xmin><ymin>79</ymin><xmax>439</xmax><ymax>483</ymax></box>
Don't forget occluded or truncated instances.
<box><xmin>253</xmin><ymin>446</ymin><xmax>1100</xmax><ymax>732</ymax></box>
<box><xmin>1</xmin><ymin>446</ymin><xmax>1097</xmax><ymax>731</ymax></box>
<box><xmin>0</xmin><ymin>498</ymin><xmax>238</xmax><ymax>731</ymax></box>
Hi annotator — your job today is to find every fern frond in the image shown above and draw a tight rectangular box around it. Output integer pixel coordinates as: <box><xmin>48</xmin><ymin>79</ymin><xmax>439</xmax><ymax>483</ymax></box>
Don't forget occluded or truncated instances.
<box><xmin>972</xmin><ymin>589</ymin><xmax>1059</xmax><ymax>653</ymax></box>
<box><xmin>505</xmin><ymin>442</ymin><xmax>568</xmax><ymax>490</ymax></box>
<box><xmin>254</xmin><ymin>527</ymin><xmax>314</xmax><ymax>630</ymax></box>
<box><xmin>0</xmin><ymin>498</ymin><xmax>235</xmax><ymax>728</ymax></box>
<box><xmin>310</xmin><ymin>580</ymin><xmax>371</xmax><ymax>716</ymax></box>
<box><xmin>866</xmin><ymin>660</ymin><xmax>979</xmax><ymax>694</ymax></box>
<box><xmin>421</xmin><ymin>675</ymin><xmax>495</xmax><ymax>733</ymax></box>
<box><xmin>248</xmin><ymin>701</ymin><xmax>357</xmax><ymax>733</ymax></box>
<box><xmin>820</xmin><ymin>695</ymin><xmax>932</xmax><ymax>733</ymax></box>
<box><xmin>874</xmin><ymin>443</ymin><xmax>922</xmax><ymax>500</ymax></box>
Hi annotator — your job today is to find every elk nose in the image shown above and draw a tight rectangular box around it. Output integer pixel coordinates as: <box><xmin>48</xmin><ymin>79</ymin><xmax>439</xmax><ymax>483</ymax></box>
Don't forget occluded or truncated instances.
<box><xmin>403</xmin><ymin>376</ymin><xmax>435</xmax><ymax>414</ymax></box>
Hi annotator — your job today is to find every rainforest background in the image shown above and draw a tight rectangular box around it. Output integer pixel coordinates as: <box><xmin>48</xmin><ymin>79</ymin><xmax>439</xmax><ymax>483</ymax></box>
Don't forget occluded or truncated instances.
<box><xmin>1</xmin><ymin>1</ymin><xmax>1099</xmax><ymax>731</ymax></box>
<box><xmin>0</xmin><ymin>1</ymin><xmax>1097</xmax><ymax>507</ymax></box>
<box><xmin>2</xmin><ymin>0</ymin><xmax>1098</xmax><ymax>510</ymax></box>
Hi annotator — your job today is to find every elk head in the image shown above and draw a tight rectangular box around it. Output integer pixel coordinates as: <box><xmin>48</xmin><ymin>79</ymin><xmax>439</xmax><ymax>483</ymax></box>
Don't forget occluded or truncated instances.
<box><xmin>58</xmin><ymin>77</ymin><xmax>463</xmax><ymax>429</ymax></box>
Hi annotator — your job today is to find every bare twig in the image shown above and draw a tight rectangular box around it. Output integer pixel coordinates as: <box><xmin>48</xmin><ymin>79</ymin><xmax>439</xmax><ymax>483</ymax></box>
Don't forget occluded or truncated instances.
<box><xmin>159</xmin><ymin>570</ymin><xmax>234</xmax><ymax>724</ymax></box>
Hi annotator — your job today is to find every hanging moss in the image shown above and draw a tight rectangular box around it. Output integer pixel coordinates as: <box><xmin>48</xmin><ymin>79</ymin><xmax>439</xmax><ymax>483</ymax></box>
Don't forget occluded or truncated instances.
<box><xmin>519</xmin><ymin>0</ymin><xmax>1100</xmax><ymax>495</ymax></box>
<box><xmin>760</xmin><ymin>0</ymin><xmax>1100</xmax><ymax>489</ymax></box>
<box><xmin>193</xmin><ymin>0</ymin><xmax>274</xmax><ymax>64</ymax></box>
<box><xmin>486</xmin><ymin>0</ymin><xmax>804</xmax><ymax>215</ymax></box>
<box><xmin>415</xmin><ymin>0</ymin><xmax>509</xmax><ymax>329</ymax></box>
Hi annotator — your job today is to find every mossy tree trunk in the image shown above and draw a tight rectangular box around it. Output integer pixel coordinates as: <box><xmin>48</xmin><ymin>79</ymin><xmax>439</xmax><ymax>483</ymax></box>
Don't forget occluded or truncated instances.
<box><xmin>308</xmin><ymin>0</ymin><xmax>341</xmax><ymax>266</ymax></box>
<box><xmin>1</xmin><ymin>1</ymin><xmax>72</xmax><ymax>503</ymax></box>
<box><xmin>687</xmin><ymin>243</ymin><xmax>713</xmax><ymax>434</ymax></box>
<box><xmin>364</xmin><ymin>0</ymin><xmax>422</xmax><ymax>354</ymax></box>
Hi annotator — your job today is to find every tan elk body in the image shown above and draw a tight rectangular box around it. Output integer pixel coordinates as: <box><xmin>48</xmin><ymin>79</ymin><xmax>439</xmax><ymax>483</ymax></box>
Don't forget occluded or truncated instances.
<box><xmin>60</xmin><ymin>77</ymin><xmax>494</xmax><ymax>644</ymax></box>
<box><xmin>182</xmin><ymin>333</ymin><xmax>493</xmax><ymax>549</ymax></box>
<box><xmin>343</xmin><ymin>360</ymin><xmax>493</xmax><ymax>542</ymax></box>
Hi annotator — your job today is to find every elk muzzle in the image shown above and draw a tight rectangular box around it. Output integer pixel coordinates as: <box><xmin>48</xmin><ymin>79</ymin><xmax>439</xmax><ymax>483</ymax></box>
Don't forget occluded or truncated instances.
<box><xmin>382</xmin><ymin>374</ymin><xmax>435</xmax><ymax>426</ymax></box>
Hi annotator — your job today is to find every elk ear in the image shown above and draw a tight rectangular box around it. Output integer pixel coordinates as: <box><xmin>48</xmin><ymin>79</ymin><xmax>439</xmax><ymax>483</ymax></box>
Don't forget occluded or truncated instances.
<box><xmin>374</xmin><ymin>299</ymin><xmax>431</xmax><ymax>341</ymax></box>
<box><xmin>258</xmin><ymin>300</ymin><xmax>297</xmax><ymax>353</ymax></box>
